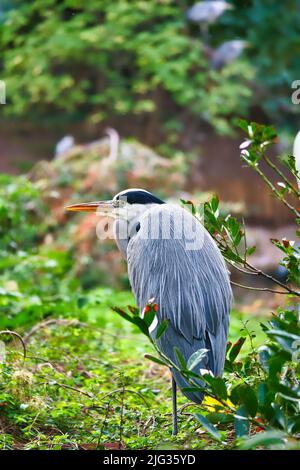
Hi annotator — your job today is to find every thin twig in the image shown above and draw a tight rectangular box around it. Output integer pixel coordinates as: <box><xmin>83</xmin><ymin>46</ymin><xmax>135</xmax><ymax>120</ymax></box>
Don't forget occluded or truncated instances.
<box><xmin>119</xmin><ymin>383</ymin><xmax>125</xmax><ymax>449</ymax></box>
<box><xmin>245</xmin><ymin>260</ymin><xmax>300</xmax><ymax>296</ymax></box>
<box><xmin>42</xmin><ymin>378</ymin><xmax>94</xmax><ymax>399</ymax></box>
<box><xmin>254</xmin><ymin>164</ymin><xmax>300</xmax><ymax>218</ymax></box>
<box><xmin>230</xmin><ymin>280</ymin><xmax>288</xmax><ymax>295</ymax></box>
<box><xmin>23</xmin><ymin>319</ymin><xmax>86</xmax><ymax>343</ymax></box>
<box><xmin>229</xmin><ymin>262</ymin><xmax>259</xmax><ymax>276</ymax></box>
<box><xmin>263</xmin><ymin>155</ymin><xmax>300</xmax><ymax>199</ymax></box>
<box><xmin>0</xmin><ymin>330</ymin><xmax>27</xmax><ymax>363</ymax></box>
<box><xmin>214</xmin><ymin>235</ymin><xmax>299</xmax><ymax>296</ymax></box>
<box><xmin>99</xmin><ymin>388</ymin><xmax>150</xmax><ymax>408</ymax></box>
<box><xmin>98</xmin><ymin>398</ymin><xmax>113</xmax><ymax>447</ymax></box>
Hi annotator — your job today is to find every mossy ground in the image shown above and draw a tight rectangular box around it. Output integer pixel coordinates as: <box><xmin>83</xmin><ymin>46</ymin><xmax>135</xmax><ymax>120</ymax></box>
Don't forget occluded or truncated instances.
<box><xmin>0</xmin><ymin>288</ymin><xmax>266</xmax><ymax>450</ymax></box>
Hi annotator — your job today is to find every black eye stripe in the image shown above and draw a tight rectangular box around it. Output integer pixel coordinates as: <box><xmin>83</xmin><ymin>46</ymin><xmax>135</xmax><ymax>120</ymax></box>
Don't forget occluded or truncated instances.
<box><xmin>115</xmin><ymin>190</ymin><xmax>165</xmax><ymax>205</ymax></box>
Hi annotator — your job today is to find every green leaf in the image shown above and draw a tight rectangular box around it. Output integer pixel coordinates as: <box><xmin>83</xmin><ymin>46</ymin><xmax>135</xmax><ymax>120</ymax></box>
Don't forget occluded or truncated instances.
<box><xmin>234</xmin><ymin>405</ymin><xmax>249</xmax><ymax>438</ymax></box>
<box><xmin>127</xmin><ymin>305</ymin><xmax>140</xmax><ymax>316</ymax></box>
<box><xmin>230</xmin><ymin>384</ymin><xmax>258</xmax><ymax>417</ymax></box>
<box><xmin>186</xmin><ymin>348</ymin><xmax>208</xmax><ymax>370</ymax></box>
<box><xmin>143</xmin><ymin>309</ymin><xmax>156</xmax><ymax>328</ymax></box>
<box><xmin>112</xmin><ymin>307</ymin><xmax>150</xmax><ymax>337</ymax></box>
<box><xmin>203</xmin><ymin>376</ymin><xmax>228</xmax><ymax>401</ymax></box>
<box><xmin>211</xmin><ymin>195</ymin><xmax>219</xmax><ymax>213</ymax></box>
<box><xmin>267</xmin><ymin>329</ymin><xmax>300</xmax><ymax>355</ymax></box>
<box><xmin>156</xmin><ymin>319</ymin><xmax>169</xmax><ymax>340</ymax></box>
<box><xmin>182</xmin><ymin>387</ymin><xmax>203</xmax><ymax>393</ymax></box>
<box><xmin>112</xmin><ymin>306</ymin><xmax>133</xmax><ymax>323</ymax></box>
<box><xmin>257</xmin><ymin>383</ymin><xmax>270</xmax><ymax>407</ymax></box>
<box><xmin>270</xmin><ymin>381</ymin><xmax>300</xmax><ymax>402</ymax></box>
<box><xmin>239</xmin><ymin>430</ymin><xmax>286</xmax><ymax>450</ymax></box>
<box><xmin>238</xmin><ymin>119</ymin><xmax>249</xmax><ymax>133</ymax></box>
<box><xmin>258</xmin><ymin>345</ymin><xmax>272</xmax><ymax>371</ymax></box>
<box><xmin>207</xmin><ymin>412</ymin><xmax>233</xmax><ymax>425</ymax></box>
<box><xmin>246</xmin><ymin>246</ymin><xmax>256</xmax><ymax>256</ymax></box>
<box><xmin>180</xmin><ymin>199</ymin><xmax>196</xmax><ymax>215</ymax></box>
<box><xmin>195</xmin><ymin>413</ymin><xmax>222</xmax><ymax>441</ymax></box>
<box><xmin>174</xmin><ymin>347</ymin><xmax>186</xmax><ymax>369</ymax></box>
<box><xmin>144</xmin><ymin>354</ymin><xmax>168</xmax><ymax>367</ymax></box>
<box><xmin>229</xmin><ymin>337</ymin><xmax>246</xmax><ymax>362</ymax></box>
<box><xmin>271</xmin><ymin>404</ymin><xmax>286</xmax><ymax>429</ymax></box>
<box><xmin>268</xmin><ymin>353</ymin><xmax>288</xmax><ymax>377</ymax></box>
<box><xmin>183</xmin><ymin>369</ymin><xmax>203</xmax><ymax>379</ymax></box>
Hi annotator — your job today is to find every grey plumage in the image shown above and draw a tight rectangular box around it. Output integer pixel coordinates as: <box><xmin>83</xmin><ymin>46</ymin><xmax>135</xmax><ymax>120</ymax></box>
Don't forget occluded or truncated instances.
<box><xmin>211</xmin><ymin>40</ymin><xmax>247</xmax><ymax>69</ymax></box>
<box><xmin>66</xmin><ymin>189</ymin><xmax>232</xmax><ymax>431</ymax></box>
<box><xmin>186</xmin><ymin>1</ymin><xmax>232</xmax><ymax>24</ymax></box>
<box><xmin>54</xmin><ymin>135</ymin><xmax>75</xmax><ymax>158</ymax></box>
<box><xmin>126</xmin><ymin>204</ymin><xmax>232</xmax><ymax>403</ymax></box>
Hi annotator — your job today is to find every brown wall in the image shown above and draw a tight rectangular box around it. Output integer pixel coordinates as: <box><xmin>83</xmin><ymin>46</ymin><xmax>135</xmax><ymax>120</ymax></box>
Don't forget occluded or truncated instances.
<box><xmin>190</xmin><ymin>133</ymin><xmax>293</xmax><ymax>226</ymax></box>
<box><xmin>0</xmin><ymin>122</ymin><xmax>294</xmax><ymax>226</ymax></box>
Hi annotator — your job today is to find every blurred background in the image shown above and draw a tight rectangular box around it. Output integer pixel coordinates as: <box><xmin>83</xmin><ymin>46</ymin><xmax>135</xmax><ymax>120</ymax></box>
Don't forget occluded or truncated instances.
<box><xmin>0</xmin><ymin>0</ymin><xmax>299</xmax><ymax>300</ymax></box>
<box><xmin>0</xmin><ymin>2</ymin><xmax>300</xmax><ymax>451</ymax></box>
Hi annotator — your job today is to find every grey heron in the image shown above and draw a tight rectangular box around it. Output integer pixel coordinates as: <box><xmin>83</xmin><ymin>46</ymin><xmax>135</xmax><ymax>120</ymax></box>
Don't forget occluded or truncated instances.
<box><xmin>186</xmin><ymin>1</ymin><xmax>233</xmax><ymax>45</ymax></box>
<box><xmin>210</xmin><ymin>40</ymin><xmax>247</xmax><ymax>69</ymax></box>
<box><xmin>187</xmin><ymin>1</ymin><xmax>232</xmax><ymax>24</ymax></box>
<box><xmin>66</xmin><ymin>188</ymin><xmax>232</xmax><ymax>435</ymax></box>
<box><xmin>55</xmin><ymin>135</ymin><xmax>75</xmax><ymax>158</ymax></box>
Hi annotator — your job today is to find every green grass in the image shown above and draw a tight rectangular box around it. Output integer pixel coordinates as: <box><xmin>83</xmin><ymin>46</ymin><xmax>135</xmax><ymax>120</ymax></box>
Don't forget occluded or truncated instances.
<box><xmin>0</xmin><ymin>288</ymin><xmax>268</xmax><ymax>450</ymax></box>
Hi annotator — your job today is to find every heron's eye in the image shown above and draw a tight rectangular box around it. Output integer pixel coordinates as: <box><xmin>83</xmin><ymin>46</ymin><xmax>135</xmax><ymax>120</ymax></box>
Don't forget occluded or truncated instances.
<box><xmin>117</xmin><ymin>199</ymin><xmax>126</xmax><ymax>208</ymax></box>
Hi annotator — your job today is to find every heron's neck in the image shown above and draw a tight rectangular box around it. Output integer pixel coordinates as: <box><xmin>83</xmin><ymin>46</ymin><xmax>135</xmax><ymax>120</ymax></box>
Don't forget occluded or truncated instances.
<box><xmin>113</xmin><ymin>203</ymin><xmax>157</xmax><ymax>258</ymax></box>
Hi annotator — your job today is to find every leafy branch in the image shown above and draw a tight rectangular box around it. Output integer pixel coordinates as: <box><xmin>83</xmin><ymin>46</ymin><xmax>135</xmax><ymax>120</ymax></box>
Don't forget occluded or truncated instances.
<box><xmin>113</xmin><ymin>300</ymin><xmax>300</xmax><ymax>448</ymax></box>
<box><xmin>180</xmin><ymin>196</ymin><xmax>300</xmax><ymax>297</ymax></box>
<box><xmin>238</xmin><ymin>120</ymin><xmax>300</xmax><ymax>218</ymax></box>
<box><xmin>181</xmin><ymin>120</ymin><xmax>300</xmax><ymax>297</ymax></box>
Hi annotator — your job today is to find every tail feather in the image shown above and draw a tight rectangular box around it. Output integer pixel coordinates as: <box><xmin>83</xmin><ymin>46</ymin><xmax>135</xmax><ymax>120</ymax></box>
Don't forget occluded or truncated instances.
<box><xmin>154</xmin><ymin>322</ymin><xmax>228</xmax><ymax>404</ymax></box>
<box><xmin>155</xmin><ymin>325</ymin><xmax>208</xmax><ymax>404</ymax></box>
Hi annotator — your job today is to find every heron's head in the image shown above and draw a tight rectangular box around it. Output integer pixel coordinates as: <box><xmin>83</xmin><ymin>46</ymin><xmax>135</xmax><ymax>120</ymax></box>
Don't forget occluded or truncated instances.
<box><xmin>66</xmin><ymin>188</ymin><xmax>165</xmax><ymax>223</ymax></box>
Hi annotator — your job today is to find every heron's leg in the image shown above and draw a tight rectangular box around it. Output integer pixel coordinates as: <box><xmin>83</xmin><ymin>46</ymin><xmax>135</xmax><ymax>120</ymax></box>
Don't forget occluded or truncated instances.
<box><xmin>171</xmin><ymin>375</ymin><xmax>178</xmax><ymax>436</ymax></box>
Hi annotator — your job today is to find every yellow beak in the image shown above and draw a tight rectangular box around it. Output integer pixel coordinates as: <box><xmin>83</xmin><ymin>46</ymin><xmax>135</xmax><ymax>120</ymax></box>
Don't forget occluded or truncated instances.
<box><xmin>65</xmin><ymin>201</ymin><xmax>114</xmax><ymax>213</ymax></box>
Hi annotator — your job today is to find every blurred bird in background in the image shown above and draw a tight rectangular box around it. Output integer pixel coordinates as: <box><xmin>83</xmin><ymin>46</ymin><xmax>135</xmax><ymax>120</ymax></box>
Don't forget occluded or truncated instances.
<box><xmin>210</xmin><ymin>40</ymin><xmax>248</xmax><ymax>69</ymax></box>
<box><xmin>186</xmin><ymin>1</ymin><xmax>232</xmax><ymax>25</ymax></box>
<box><xmin>55</xmin><ymin>135</ymin><xmax>75</xmax><ymax>159</ymax></box>
<box><xmin>187</xmin><ymin>1</ymin><xmax>233</xmax><ymax>43</ymax></box>
<box><xmin>187</xmin><ymin>1</ymin><xmax>247</xmax><ymax>70</ymax></box>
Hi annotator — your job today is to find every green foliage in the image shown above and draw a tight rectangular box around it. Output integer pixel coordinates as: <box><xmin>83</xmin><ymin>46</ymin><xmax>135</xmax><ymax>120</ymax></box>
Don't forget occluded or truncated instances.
<box><xmin>195</xmin><ymin>413</ymin><xmax>222</xmax><ymax>442</ymax></box>
<box><xmin>215</xmin><ymin>0</ymin><xmax>300</xmax><ymax>131</ymax></box>
<box><xmin>238</xmin><ymin>121</ymin><xmax>300</xmax><ymax>286</ymax></box>
<box><xmin>0</xmin><ymin>0</ymin><xmax>253</xmax><ymax>135</ymax></box>
<box><xmin>199</xmin><ymin>121</ymin><xmax>300</xmax><ymax>294</ymax></box>
<box><xmin>0</xmin><ymin>175</ymin><xmax>43</xmax><ymax>252</ymax></box>
<box><xmin>0</xmin><ymin>285</ymin><xmax>273</xmax><ymax>450</ymax></box>
<box><xmin>128</xmin><ymin>300</ymin><xmax>300</xmax><ymax>449</ymax></box>
<box><xmin>1</xmin><ymin>0</ymin><xmax>299</xmax><ymax>137</ymax></box>
<box><xmin>0</xmin><ymin>175</ymin><xmax>81</xmax><ymax>328</ymax></box>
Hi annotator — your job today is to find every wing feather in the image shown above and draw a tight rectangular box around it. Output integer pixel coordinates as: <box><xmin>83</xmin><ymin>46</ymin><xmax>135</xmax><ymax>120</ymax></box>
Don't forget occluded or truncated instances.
<box><xmin>127</xmin><ymin>204</ymin><xmax>232</xmax><ymax>381</ymax></box>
